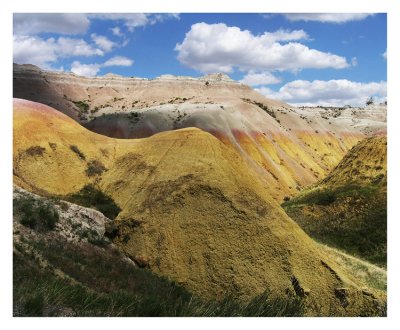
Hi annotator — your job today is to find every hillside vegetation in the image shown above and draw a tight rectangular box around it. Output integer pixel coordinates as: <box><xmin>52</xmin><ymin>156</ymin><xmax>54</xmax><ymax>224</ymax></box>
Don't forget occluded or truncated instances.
<box><xmin>283</xmin><ymin>136</ymin><xmax>387</xmax><ymax>267</ymax></box>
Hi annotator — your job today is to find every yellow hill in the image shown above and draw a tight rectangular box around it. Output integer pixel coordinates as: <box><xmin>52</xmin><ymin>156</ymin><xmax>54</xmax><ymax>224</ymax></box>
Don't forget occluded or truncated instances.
<box><xmin>13</xmin><ymin>99</ymin><xmax>385</xmax><ymax>316</ymax></box>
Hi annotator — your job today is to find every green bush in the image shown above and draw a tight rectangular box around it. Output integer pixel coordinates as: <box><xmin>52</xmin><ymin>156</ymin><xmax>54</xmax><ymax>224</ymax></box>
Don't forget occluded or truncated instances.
<box><xmin>23</xmin><ymin>293</ymin><xmax>45</xmax><ymax>316</ymax></box>
<box><xmin>15</xmin><ymin>196</ymin><xmax>59</xmax><ymax>232</ymax></box>
<box><xmin>70</xmin><ymin>145</ymin><xmax>86</xmax><ymax>160</ymax></box>
<box><xmin>85</xmin><ymin>160</ymin><xmax>107</xmax><ymax>177</ymax></box>
<box><xmin>67</xmin><ymin>184</ymin><xmax>121</xmax><ymax>220</ymax></box>
<box><xmin>25</xmin><ymin>146</ymin><xmax>46</xmax><ymax>157</ymax></box>
<box><xmin>72</xmin><ymin>100</ymin><xmax>89</xmax><ymax>113</ymax></box>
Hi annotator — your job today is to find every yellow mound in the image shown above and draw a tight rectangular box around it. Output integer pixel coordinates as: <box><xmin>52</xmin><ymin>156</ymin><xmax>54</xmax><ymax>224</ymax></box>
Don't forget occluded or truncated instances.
<box><xmin>13</xmin><ymin>99</ymin><xmax>385</xmax><ymax>316</ymax></box>
<box><xmin>320</xmin><ymin>135</ymin><xmax>387</xmax><ymax>186</ymax></box>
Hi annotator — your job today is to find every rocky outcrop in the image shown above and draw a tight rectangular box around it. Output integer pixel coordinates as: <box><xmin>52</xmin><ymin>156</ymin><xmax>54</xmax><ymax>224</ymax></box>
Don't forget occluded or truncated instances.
<box><xmin>13</xmin><ymin>184</ymin><xmax>112</xmax><ymax>244</ymax></box>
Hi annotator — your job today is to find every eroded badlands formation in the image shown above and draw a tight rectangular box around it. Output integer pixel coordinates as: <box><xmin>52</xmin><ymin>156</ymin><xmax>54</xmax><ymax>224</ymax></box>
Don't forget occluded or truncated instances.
<box><xmin>13</xmin><ymin>98</ymin><xmax>386</xmax><ymax>315</ymax></box>
<box><xmin>13</xmin><ymin>64</ymin><xmax>387</xmax><ymax>201</ymax></box>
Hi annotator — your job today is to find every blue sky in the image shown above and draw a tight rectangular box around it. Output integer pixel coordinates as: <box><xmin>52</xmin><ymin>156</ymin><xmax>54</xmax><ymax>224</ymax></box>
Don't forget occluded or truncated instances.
<box><xmin>13</xmin><ymin>13</ymin><xmax>387</xmax><ymax>106</ymax></box>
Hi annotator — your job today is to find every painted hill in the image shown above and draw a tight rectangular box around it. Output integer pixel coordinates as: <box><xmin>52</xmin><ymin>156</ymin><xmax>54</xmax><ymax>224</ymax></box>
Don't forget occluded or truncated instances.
<box><xmin>283</xmin><ymin>136</ymin><xmax>387</xmax><ymax>266</ymax></box>
<box><xmin>13</xmin><ymin>98</ymin><xmax>385</xmax><ymax>316</ymax></box>
<box><xmin>13</xmin><ymin>64</ymin><xmax>387</xmax><ymax>202</ymax></box>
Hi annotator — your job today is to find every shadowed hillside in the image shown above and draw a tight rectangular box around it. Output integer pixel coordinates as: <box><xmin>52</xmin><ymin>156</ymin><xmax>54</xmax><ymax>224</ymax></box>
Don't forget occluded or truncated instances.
<box><xmin>283</xmin><ymin>136</ymin><xmax>387</xmax><ymax>266</ymax></box>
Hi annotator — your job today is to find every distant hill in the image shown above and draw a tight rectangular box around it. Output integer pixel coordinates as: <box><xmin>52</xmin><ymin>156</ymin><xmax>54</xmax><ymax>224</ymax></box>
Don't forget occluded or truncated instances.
<box><xmin>14</xmin><ymin>64</ymin><xmax>387</xmax><ymax>202</ymax></box>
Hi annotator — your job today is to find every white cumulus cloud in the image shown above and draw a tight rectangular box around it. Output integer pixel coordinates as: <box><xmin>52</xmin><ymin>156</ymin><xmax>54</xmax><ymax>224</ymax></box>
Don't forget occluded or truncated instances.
<box><xmin>90</xmin><ymin>13</ymin><xmax>179</xmax><ymax>31</ymax></box>
<box><xmin>13</xmin><ymin>13</ymin><xmax>90</xmax><ymax>35</ymax></box>
<box><xmin>13</xmin><ymin>35</ymin><xmax>58</xmax><ymax>67</ymax></box>
<box><xmin>382</xmin><ymin>50</ymin><xmax>387</xmax><ymax>60</ymax></box>
<box><xmin>240</xmin><ymin>71</ymin><xmax>281</xmax><ymax>86</ymax></box>
<box><xmin>256</xmin><ymin>79</ymin><xmax>387</xmax><ymax>107</ymax></box>
<box><xmin>175</xmin><ymin>23</ymin><xmax>348</xmax><ymax>73</ymax></box>
<box><xmin>111</xmin><ymin>27</ymin><xmax>124</xmax><ymax>37</ymax></box>
<box><xmin>70</xmin><ymin>56</ymin><xmax>134</xmax><ymax>77</ymax></box>
<box><xmin>13</xmin><ymin>35</ymin><xmax>104</xmax><ymax>68</ymax></box>
<box><xmin>56</xmin><ymin>37</ymin><xmax>104</xmax><ymax>57</ymax></box>
<box><xmin>103</xmin><ymin>56</ymin><xmax>134</xmax><ymax>67</ymax></box>
<box><xmin>91</xmin><ymin>34</ymin><xmax>116</xmax><ymax>52</ymax></box>
<box><xmin>71</xmin><ymin>61</ymin><xmax>101</xmax><ymax>77</ymax></box>
<box><xmin>283</xmin><ymin>14</ymin><xmax>373</xmax><ymax>23</ymax></box>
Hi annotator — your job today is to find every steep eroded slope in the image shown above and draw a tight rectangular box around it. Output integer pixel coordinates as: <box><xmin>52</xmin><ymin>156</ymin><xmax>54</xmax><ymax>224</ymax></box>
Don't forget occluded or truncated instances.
<box><xmin>13</xmin><ymin>99</ymin><xmax>385</xmax><ymax>315</ymax></box>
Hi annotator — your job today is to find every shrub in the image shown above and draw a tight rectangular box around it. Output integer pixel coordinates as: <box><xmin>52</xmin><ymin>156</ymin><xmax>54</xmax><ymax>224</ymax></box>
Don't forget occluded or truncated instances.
<box><xmin>366</xmin><ymin>97</ymin><xmax>374</xmax><ymax>106</ymax></box>
<box><xmin>315</xmin><ymin>191</ymin><xmax>336</xmax><ymax>205</ymax></box>
<box><xmin>85</xmin><ymin>160</ymin><xmax>107</xmax><ymax>177</ymax></box>
<box><xmin>15</xmin><ymin>196</ymin><xmax>59</xmax><ymax>232</ymax></box>
<box><xmin>23</xmin><ymin>293</ymin><xmax>45</xmax><ymax>316</ymax></box>
<box><xmin>25</xmin><ymin>146</ymin><xmax>46</xmax><ymax>157</ymax></box>
<box><xmin>72</xmin><ymin>100</ymin><xmax>89</xmax><ymax>113</ymax></box>
<box><xmin>67</xmin><ymin>184</ymin><xmax>121</xmax><ymax>220</ymax></box>
<box><xmin>70</xmin><ymin>145</ymin><xmax>86</xmax><ymax>160</ymax></box>
<box><xmin>48</xmin><ymin>142</ymin><xmax>57</xmax><ymax>151</ymax></box>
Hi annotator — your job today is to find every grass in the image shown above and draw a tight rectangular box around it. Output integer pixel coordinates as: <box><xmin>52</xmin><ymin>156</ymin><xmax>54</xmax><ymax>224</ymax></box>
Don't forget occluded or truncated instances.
<box><xmin>318</xmin><ymin>243</ymin><xmax>386</xmax><ymax>292</ymax></box>
<box><xmin>66</xmin><ymin>184</ymin><xmax>121</xmax><ymax>220</ymax></box>
<box><xmin>14</xmin><ymin>195</ymin><xmax>59</xmax><ymax>232</ymax></box>
<box><xmin>13</xmin><ymin>237</ymin><xmax>304</xmax><ymax>317</ymax></box>
<box><xmin>283</xmin><ymin>184</ymin><xmax>386</xmax><ymax>267</ymax></box>
<box><xmin>282</xmin><ymin>184</ymin><xmax>378</xmax><ymax>208</ymax></box>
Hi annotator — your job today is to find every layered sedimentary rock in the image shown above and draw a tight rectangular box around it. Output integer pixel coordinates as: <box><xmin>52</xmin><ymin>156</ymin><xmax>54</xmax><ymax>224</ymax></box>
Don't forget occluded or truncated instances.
<box><xmin>14</xmin><ymin>64</ymin><xmax>386</xmax><ymax>201</ymax></box>
<box><xmin>13</xmin><ymin>99</ymin><xmax>385</xmax><ymax>315</ymax></box>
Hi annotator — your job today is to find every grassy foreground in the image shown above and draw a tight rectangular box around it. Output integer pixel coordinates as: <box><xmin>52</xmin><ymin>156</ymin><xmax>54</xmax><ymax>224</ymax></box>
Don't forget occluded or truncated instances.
<box><xmin>13</xmin><ymin>236</ymin><xmax>304</xmax><ymax>317</ymax></box>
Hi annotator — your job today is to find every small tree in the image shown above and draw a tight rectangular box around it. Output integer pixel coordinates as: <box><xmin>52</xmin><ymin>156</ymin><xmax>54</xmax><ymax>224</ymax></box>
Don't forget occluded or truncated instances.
<box><xmin>366</xmin><ymin>97</ymin><xmax>374</xmax><ymax>106</ymax></box>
